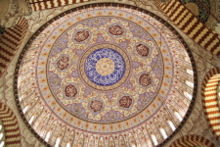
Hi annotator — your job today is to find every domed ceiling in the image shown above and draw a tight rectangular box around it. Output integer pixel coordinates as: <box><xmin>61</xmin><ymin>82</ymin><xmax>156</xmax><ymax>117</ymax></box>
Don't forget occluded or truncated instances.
<box><xmin>14</xmin><ymin>3</ymin><xmax>196</xmax><ymax>146</ymax></box>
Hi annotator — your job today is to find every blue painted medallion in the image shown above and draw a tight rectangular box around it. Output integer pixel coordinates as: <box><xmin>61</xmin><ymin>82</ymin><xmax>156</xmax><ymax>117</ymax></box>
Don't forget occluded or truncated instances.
<box><xmin>85</xmin><ymin>48</ymin><xmax>126</xmax><ymax>86</ymax></box>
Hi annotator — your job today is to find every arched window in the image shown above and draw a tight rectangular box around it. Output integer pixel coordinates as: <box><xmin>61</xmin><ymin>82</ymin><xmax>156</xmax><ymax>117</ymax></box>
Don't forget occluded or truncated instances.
<box><xmin>66</xmin><ymin>143</ymin><xmax>71</xmax><ymax>147</ymax></box>
<box><xmin>45</xmin><ymin>132</ymin><xmax>51</xmax><ymax>142</ymax></box>
<box><xmin>174</xmin><ymin>112</ymin><xmax>183</xmax><ymax>121</ymax></box>
<box><xmin>159</xmin><ymin>128</ymin><xmax>168</xmax><ymax>139</ymax></box>
<box><xmin>151</xmin><ymin>134</ymin><xmax>158</xmax><ymax>146</ymax></box>
<box><xmin>55</xmin><ymin>138</ymin><xmax>61</xmax><ymax>147</ymax></box>
<box><xmin>167</xmin><ymin>120</ymin><xmax>176</xmax><ymax>131</ymax></box>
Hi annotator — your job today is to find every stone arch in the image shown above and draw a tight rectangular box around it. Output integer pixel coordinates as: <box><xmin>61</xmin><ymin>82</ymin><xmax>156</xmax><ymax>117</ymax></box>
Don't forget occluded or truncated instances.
<box><xmin>202</xmin><ymin>67</ymin><xmax>220</xmax><ymax>138</ymax></box>
<box><xmin>27</xmin><ymin>0</ymin><xmax>91</xmax><ymax>11</ymax></box>
<box><xmin>0</xmin><ymin>17</ymin><xmax>28</xmax><ymax>76</ymax></box>
<box><xmin>154</xmin><ymin>0</ymin><xmax>220</xmax><ymax>57</ymax></box>
<box><xmin>170</xmin><ymin>134</ymin><xmax>215</xmax><ymax>147</ymax></box>
<box><xmin>0</xmin><ymin>102</ymin><xmax>21</xmax><ymax>146</ymax></box>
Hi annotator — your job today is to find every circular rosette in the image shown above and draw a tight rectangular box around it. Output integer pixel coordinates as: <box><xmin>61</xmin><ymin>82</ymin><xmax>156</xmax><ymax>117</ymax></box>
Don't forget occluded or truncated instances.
<box><xmin>139</xmin><ymin>73</ymin><xmax>152</xmax><ymax>87</ymax></box>
<box><xmin>84</xmin><ymin>48</ymin><xmax>125</xmax><ymax>86</ymax></box>
<box><xmin>136</xmin><ymin>43</ymin><xmax>150</xmax><ymax>57</ymax></box>
<box><xmin>118</xmin><ymin>95</ymin><xmax>133</xmax><ymax>109</ymax></box>
<box><xmin>63</xmin><ymin>84</ymin><xmax>77</xmax><ymax>98</ymax></box>
<box><xmin>73</xmin><ymin>30</ymin><xmax>90</xmax><ymax>42</ymax></box>
<box><xmin>56</xmin><ymin>55</ymin><xmax>70</xmax><ymax>71</ymax></box>
<box><xmin>79</xmin><ymin>44</ymin><xmax>131</xmax><ymax>90</ymax></box>
<box><xmin>108</xmin><ymin>24</ymin><xmax>124</xmax><ymax>36</ymax></box>
<box><xmin>88</xmin><ymin>98</ymin><xmax>104</xmax><ymax>114</ymax></box>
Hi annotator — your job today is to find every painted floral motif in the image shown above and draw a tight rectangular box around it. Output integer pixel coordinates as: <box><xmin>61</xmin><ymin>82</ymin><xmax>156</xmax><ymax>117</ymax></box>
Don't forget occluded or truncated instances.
<box><xmin>57</xmin><ymin>56</ymin><xmax>69</xmax><ymax>70</ymax></box>
<box><xmin>109</xmin><ymin>25</ymin><xmax>124</xmax><ymax>35</ymax></box>
<box><xmin>90</xmin><ymin>100</ymin><xmax>103</xmax><ymax>113</ymax></box>
<box><xmin>74</xmin><ymin>30</ymin><xmax>89</xmax><ymax>42</ymax></box>
<box><xmin>64</xmin><ymin>84</ymin><xmax>77</xmax><ymax>97</ymax></box>
<box><xmin>139</xmin><ymin>74</ymin><xmax>151</xmax><ymax>86</ymax></box>
<box><xmin>66</xmin><ymin>103</ymin><xmax>87</xmax><ymax>118</ymax></box>
<box><xmin>136</xmin><ymin>44</ymin><xmax>149</xmax><ymax>56</ymax></box>
<box><xmin>51</xmin><ymin>33</ymin><xmax>68</xmax><ymax>56</ymax></box>
<box><xmin>119</xmin><ymin>96</ymin><xmax>132</xmax><ymax>108</ymax></box>
<box><xmin>47</xmin><ymin>72</ymin><xmax>61</xmax><ymax>91</ymax></box>
<box><xmin>137</xmin><ymin>92</ymin><xmax>155</xmax><ymax>110</ymax></box>
<box><xmin>101</xmin><ymin>110</ymin><xmax>123</xmax><ymax>122</ymax></box>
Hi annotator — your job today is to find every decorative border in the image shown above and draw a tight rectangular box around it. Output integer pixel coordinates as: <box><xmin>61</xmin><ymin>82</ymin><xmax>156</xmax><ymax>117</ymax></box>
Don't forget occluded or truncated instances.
<box><xmin>13</xmin><ymin>3</ymin><xmax>198</xmax><ymax>147</ymax></box>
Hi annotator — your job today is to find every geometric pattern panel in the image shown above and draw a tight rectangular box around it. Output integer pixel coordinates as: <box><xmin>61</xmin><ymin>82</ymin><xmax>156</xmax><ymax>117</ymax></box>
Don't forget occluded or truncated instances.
<box><xmin>154</xmin><ymin>0</ymin><xmax>220</xmax><ymax>56</ymax></box>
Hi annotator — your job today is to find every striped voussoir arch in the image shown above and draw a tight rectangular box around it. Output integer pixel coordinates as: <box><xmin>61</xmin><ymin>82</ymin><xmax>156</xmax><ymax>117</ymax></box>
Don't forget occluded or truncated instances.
<box><xmin>0</xmin><ymin>17</ymin><xmax>28</xmax><ymax>77</ymax></box>
<box><xmin>28</xmin><ymin>0</ymin><xmax>90</xmax><ymax>11</ymax></box>
<box><xmin>202</xmin><ymin>68</ymin><xmax>220</xmax><ymax>138</ymax></box>
<box><xmin>169</xmin><ymin>134</ymin><xmax>215</xmax><ymax>147</ymax></box>
<box><xmin>154</xmin><ymin>0</ymin><xmax>220</xmax><ymax>56</ymax></box>
<box><xmin>0</xmin><ymin>102</ymin><xmax>21</xmax><ymax>146</ymax></box>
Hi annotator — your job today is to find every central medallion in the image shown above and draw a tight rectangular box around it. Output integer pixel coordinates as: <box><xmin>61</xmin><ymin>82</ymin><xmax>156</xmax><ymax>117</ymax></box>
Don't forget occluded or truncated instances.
<box><xmin>85</xmin><ymin>48</ymin><xmax>125</xmax><ymax>86</ymax></box>
<box><xmin>80</xmin><ymin>44</ymin><xmax>130</xmax><ymax>90</ymax></box>
<box><xmin>96</xmin><ymin>57</ymin><xmax>115</xmax><ymax>76</ymax></box>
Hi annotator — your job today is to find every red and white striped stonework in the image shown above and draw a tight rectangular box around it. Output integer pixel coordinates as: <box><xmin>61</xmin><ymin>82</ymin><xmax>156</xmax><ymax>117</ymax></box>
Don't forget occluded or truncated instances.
<box><xmin>154</xmin><ymin>0</ymin><xmax>220</xmax><ymax>57</ymax></box>
<box><xmin>0</xmin><ymin>17</ymin><xmax>28</xmax><ymax>77</ymax></box>
<box><xmin>170</xmin><ymin>135</ymin><xmax>215</xmax><ymax>147</ymax></box>
<box><xmin>203</xmin><ymin>68</ymin><xmax>220</xmax><ymax>138</ymax></box>
<box><xmin>0</xmin><ymin>103</ymin><xmax>21</xmax><ymax>146</ymax></box>
<box><xmin>218</xmin><ymin>80</ymin><xmax>220</xmax><ymax>107</ymax></box>
<box><xmin>28</xmin><ymin>0</ymin><xmax>90</xmax><ymax>11</ymax></box>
